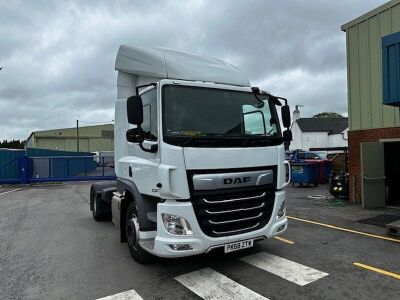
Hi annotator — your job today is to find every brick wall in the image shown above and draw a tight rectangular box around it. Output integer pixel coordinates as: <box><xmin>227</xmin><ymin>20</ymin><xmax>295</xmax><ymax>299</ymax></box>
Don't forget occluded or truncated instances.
<box><xmin>348</xmin><ymin>127</ymin><xmax>400</xmax><ymax>204</ymax></box>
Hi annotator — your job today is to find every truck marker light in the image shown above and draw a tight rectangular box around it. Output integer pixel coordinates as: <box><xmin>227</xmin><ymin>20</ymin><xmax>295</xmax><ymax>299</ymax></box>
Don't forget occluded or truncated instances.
<box><xmin>169</xmin><ymin>244</ymin><xmax>193</xmax><ymax>251</ymax></box>
<box><xmin>277</xmin><ymin>201</ymin><xmax>286</xmax><ymax>219</ymax></box>
<box><xmin>162</xmin><ymin>213</ymin><xmax>193</xmax><ymax>235</ymax></box>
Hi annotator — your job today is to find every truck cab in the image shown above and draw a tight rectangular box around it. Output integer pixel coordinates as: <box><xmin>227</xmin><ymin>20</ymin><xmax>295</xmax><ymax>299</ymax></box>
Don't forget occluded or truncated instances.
<box><xmin>90</xmin><ymin>45</ymin><xmax>291</xmax><ymax>263</ymax></box>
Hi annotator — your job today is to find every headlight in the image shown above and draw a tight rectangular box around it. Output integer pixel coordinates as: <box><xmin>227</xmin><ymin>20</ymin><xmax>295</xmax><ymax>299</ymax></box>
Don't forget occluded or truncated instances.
<box><xmin>277</xmin><ymin>201</ymin><xmax>286</xmax><ymax>219</ymax></box>
<box><xmin>162</xmin><ymin>213</ymin><xmax>193</xmax><ymax>235</ymax></box>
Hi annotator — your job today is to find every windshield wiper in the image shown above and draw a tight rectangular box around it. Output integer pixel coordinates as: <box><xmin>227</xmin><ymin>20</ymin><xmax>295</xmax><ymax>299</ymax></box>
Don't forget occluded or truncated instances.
<box><xmin>241</xmin><ymin>135</ymin><xmax>282</xmax><ymax>147</ymax></box>
<box><xmin>180</xmin><ymin>133</ymin><xmax>279</xmax><ymax>147</ymax></box>
<box><xmin>181</xmin><ymin>134</ymin><xmax>217</xmax><ymax>147</ymax></box>
<box><xmin>181</xmin><ymin>134</ymin><xmax>202</xmax><ymax>147</ymax></box>
<box><xmin>181</xmin><ymin>133</ymin><xmax>245</xmax><ymax>147</ymax></box>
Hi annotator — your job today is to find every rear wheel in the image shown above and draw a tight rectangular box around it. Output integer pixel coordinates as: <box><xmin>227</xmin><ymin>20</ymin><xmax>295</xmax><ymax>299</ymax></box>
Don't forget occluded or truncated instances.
<box><xmin>126</xmin><ymin>202</ymin><xmax>153</xmax><ymax>264</ymax></box>
<box><xmin>91</xmin><ymin>191</ymin><xmax>105</xmax><ymax>221</ymax></box>
<box><xmin>91</xmin><ymin>190</ymin><xmax>99</xmax><ymax>221</ymax></box>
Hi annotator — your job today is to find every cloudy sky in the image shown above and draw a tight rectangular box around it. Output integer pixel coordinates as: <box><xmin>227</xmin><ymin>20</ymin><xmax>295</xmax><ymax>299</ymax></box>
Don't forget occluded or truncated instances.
<box><xmin>0</xmin><ymin>0</ymin><xmax>388</xmax><ymax>140</ymax></box>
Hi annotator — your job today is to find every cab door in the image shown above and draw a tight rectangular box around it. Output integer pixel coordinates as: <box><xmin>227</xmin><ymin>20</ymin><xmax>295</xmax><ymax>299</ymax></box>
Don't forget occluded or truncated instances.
<box><xmin>126</xmin><ymin>87</ymin><xmax>161</xmax><ymax>196</ymax></box>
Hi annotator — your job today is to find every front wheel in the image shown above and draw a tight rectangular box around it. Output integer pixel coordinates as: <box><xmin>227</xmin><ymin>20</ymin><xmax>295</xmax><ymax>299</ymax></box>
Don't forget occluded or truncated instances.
<box><xmin>126</xmin><ymin>202</ymin><xmax>153</xmax><ymax>264</ymax></box>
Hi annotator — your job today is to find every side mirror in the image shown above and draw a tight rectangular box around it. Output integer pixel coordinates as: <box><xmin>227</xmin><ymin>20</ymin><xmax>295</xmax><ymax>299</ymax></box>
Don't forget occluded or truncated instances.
<box><xmin>126</xmin><ymin>128</ymin><xmax>144</xmax><ymax>144</ymax></box>
<box><xmin>127</xmin><ymin>95</ymin><xmax>143</xmax><ymax>125</ymax></box>
<box><xmin>283</xmin><ymin>129</ymin><xmax>292</xmax><ymax>151</ymax></box>
<box><xmin>126</xmin><ymin>128</ymin><xmax>159</xmax><ymax>153</ymax></box>
<box><xmin>281</xmin><ymin>105</ymin><xmax>291</xmax><ymax>128</ymax></box>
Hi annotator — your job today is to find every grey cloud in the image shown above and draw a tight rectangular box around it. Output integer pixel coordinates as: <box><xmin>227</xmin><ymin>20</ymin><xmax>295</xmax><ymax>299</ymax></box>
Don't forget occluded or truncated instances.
<box><xmin>0</xmin><ymin>0</ymin><xmax>387</xmax><ymax>140</ymax></box>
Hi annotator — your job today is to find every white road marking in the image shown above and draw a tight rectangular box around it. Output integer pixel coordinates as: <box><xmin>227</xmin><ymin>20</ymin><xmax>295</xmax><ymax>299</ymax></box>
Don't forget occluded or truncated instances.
<box><xmin>96</xmin><ymin>289</ymin><xmax>143</xmax><ymax>300</ymax></box>
<box><xmin>0</xmin><ymin>188</ymin><xmax>21</xmax><ymax>196</ymax></box>
<box><xmin>240</xmin><ymin>252</ymin><xmax>328</xmax><ymax>286</ymax></box>
<box><xmin>175</xmin><ymin>267</ymin><xmax>268</xmax><ymax>299</ymax></box>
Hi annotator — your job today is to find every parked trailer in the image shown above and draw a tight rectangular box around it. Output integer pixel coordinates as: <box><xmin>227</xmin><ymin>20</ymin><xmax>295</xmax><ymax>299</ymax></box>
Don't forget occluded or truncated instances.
<box><xmin>90</xmin><ymin>45</ymin><xmax>292</xmax><ymax>263</ymax></box>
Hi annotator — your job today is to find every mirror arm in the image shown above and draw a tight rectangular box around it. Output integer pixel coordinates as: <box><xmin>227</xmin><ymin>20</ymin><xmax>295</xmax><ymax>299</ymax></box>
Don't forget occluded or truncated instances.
<box><xmin>134</xmin><ymin>125</ymin><xmax>158</xmax><ymax>153</ymax></box>
<box><xmin>277</xmin><ymin>97</ymin><xmax>288</xmax><ymax>106</ymax></box>
<box><xmin>135</xmin><ymin>83</ymin><xmax>157</xmax><ymax>96</ymax></box>
<box><xmin>139</xmin><ymin>142</ymin><xmax>158</xmax><ymax>153</ymax></box>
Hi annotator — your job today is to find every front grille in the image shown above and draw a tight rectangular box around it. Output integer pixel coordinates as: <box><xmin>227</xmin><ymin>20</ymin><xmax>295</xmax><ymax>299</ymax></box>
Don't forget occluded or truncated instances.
<box><xmin>191</xmin><ymin>189</ymin><xmax>275</xmax><ymax>237</ymax></box>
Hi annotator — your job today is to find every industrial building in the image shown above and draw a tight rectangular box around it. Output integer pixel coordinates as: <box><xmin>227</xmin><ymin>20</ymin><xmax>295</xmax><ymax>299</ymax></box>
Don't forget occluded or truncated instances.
<box><xmin>342</xmin><ymin>0</ymin><xmax>400</xmax><ymax>208</ymax></box>
<box><xmin>26</xmin><ymin>124</ymin><xmax>114</xmax><ymax>152</ymax></box>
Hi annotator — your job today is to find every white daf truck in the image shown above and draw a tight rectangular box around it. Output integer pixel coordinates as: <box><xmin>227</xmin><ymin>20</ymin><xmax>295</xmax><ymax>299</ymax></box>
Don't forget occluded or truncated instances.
<box><xmin>90</xmin><ymin>45</ymin><xmax>292</xmax><ymax>263</ymax></box>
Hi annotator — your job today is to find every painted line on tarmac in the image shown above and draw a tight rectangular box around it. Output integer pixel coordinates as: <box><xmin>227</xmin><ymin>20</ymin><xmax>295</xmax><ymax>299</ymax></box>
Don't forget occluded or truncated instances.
<box><xmin>0</xmin><ymin>188</ymin><xmax>21</xmax><ymax>196</ymax></box>
<box><xmin>240</xmin><ymin>252</ymin><xmax>328</xmax><ymax>286</ymax></box>
<box><xmin>287</xmin><ymin>215</ymin><xmax>400</xmax><ymax>243</ymax></box>
<box><xmin>96</xmin><ymin>289</ymin><xmax>143</xmax><ymax>300</ymax></box>
<box><xmin>353</xmin><ymin>262</ymin><xmax>400</xmax><ymax>280</ymax></box>
<box><xmin>175</xmin><ymin>267</ymin><xmax>268</xmax><ymax>299</ymax></box>
<box><xmin>274</xmin><ymin>236</ymin><xmax>295</xmax><ymax>244</ymax></box>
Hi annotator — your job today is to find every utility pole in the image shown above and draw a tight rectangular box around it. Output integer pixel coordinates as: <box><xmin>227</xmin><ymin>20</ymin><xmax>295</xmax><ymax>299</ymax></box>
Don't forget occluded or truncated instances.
<box><xmin>76</xmin><ymin>119</ymin><xmax>79</xmax><ymax>152</ymax></box>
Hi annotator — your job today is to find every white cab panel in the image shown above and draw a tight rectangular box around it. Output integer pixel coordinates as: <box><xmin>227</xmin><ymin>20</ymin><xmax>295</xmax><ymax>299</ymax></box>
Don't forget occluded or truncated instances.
<box><xmin>158</xmin><ymin>142</ymin><xmax>190</xmax><ymax>200</ymax></box>
<box><xmin>183</xmin><ymin>146</ymin><xmax>278</xmax><ymax>170</ymax></box>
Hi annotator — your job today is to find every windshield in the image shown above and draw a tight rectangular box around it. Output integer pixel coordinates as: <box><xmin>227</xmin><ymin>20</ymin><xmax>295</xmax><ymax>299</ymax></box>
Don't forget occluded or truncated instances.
<box><xmin>162</xmin><ymin>85</ymin><xmax>282</xmax><ymax>147</ymax></box>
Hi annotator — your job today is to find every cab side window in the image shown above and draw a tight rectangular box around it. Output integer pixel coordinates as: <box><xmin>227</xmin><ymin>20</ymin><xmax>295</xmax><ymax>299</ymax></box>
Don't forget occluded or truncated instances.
<box><xmin>141</xmin><ymin>88</ymin><xmax>157</xmax><ymax>141</ymax></box>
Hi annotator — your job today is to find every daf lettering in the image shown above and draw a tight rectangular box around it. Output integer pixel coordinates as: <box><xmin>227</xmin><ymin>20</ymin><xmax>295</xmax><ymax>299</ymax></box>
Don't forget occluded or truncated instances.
<box><xmin>223</xmin><ymin>177</ymin><xmax>251</xmax><ymax>185</ymax></box>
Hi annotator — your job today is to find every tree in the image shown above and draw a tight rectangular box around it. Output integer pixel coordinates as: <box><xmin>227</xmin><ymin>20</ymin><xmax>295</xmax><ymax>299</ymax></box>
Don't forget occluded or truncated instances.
<box><xmin>312</xmin><ymin>112</ymin><xmax>344</xmax><ymax>118</ymax></box>
<box><xmin>0</xmin><ymin>139</ymin><xmax>26</xmax><ymax>149</ymax></box>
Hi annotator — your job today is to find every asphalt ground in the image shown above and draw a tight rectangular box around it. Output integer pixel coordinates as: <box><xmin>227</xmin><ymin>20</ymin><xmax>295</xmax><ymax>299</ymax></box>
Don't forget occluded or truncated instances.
<box><xmin>0</xmin><ymin>183</ymin><xmax>399</xmax><ymax>300</ymax></box>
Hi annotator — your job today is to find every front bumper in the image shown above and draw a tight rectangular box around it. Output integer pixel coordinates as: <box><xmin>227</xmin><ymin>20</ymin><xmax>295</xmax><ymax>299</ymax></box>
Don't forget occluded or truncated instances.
<box><xmin>140</xmin><ymin>190</ymin><xmax>288</xmax><ymax>258</ymax></box>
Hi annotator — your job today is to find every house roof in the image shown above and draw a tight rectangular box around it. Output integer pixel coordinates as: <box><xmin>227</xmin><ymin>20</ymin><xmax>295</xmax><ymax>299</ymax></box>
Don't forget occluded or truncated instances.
<box><xmin>296</xmin><ymin>118</ymin><xmax>348</xmax><ymax>135</ymax></box>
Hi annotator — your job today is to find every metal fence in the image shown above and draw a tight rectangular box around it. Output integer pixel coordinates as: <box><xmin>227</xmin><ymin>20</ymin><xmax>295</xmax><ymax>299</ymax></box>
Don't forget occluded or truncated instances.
<box><xmin>0</xmin><ymin>148</ymin><xmax>116</xmax><ymax>184</ymax></box>
<box><xmin>0</xmin><ymin>149</ymin><xmax>25</xmax><ymax>184</ymax></box>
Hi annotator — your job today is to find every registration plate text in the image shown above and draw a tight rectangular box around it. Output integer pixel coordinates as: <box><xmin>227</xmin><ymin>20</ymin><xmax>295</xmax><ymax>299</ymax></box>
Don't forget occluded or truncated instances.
<box><xmin>224</xmin><ymin>239</ymin><xmax>254</xmax><ymax>253</ymax></box>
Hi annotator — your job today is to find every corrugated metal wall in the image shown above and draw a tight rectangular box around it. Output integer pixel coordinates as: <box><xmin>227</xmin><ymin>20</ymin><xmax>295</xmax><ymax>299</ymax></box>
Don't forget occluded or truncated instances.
<box><xmin>27</xmin><ymin>148</ymin><xmax>97</xmax><ymax>178</ymax></box>
<box><xmin>0</xmin><ymin>148</ymin><xmax>97</xmax><ymax>181</ymax></box>
<box><xmin>26</xmin><ymin>148</ymin><xmax>93</xmax><ymax>157</ymax></box>
<box><xmin>344</xmin><ymin>1</ymin><xmax>400</xmax><ymax>130</ymax></box>
<box><xmin>0</xmin><ymin>150</ymin><xmax>25</xmax><ymax>180</ymax></box>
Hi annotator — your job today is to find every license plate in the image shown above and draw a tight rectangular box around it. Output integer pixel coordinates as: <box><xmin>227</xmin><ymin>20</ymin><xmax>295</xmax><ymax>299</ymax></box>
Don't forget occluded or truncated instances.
<box><xmin>224</xmin><ymin>239</ymin><xmax>254</xmax><ymax>253</ymax></box>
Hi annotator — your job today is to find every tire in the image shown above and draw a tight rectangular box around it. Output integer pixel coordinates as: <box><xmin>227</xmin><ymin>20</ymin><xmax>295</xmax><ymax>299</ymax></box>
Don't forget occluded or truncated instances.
<box><xmin>126</xmin><ymin>202</ymin><xmax>153</xmax><ymax>264</ymax></box>
<box><xmin>91</xmin><ymin>191</ymin><xmax>104</xmax><ymax>221</ymax></box>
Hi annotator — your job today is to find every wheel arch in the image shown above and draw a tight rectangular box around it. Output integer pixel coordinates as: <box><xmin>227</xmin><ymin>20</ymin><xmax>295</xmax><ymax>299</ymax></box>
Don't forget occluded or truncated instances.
<box><xmin>90</xmin><ymin>181</ymin><xmax>116</xmax><ymax>210</ymax></box>
<box><xmin>117</xmin><ymin>178</ymin><xmax>157</xmax><ymax>243</ymax></box>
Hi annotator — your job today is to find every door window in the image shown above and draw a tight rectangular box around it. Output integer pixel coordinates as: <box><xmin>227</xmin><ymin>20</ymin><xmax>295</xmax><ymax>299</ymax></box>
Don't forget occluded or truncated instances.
<box><xmin>141</xmin><ymin>88</ymin><xmax>157</xmax><ymax>141</ymax></box>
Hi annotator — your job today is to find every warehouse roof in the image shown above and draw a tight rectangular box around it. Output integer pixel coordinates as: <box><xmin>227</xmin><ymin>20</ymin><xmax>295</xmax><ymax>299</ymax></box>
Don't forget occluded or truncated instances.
<box><xmin>341</xmin><ymin>0</ymin><xmax>400</xmax><ymax>31</ymax></box>
<box><xmin>296</xmin><ymin>118</ymin><xmax>348</xmax><ymax>135</ymax></box>
<box><xmin>27</xmin><ymin>124</ymin><xmax>114</xmax><ymax>140</ymax></box>
<box><xmin>115</xmin><ymin>45</ymin><xmax>250</xmax><ymax>87</ymax></box>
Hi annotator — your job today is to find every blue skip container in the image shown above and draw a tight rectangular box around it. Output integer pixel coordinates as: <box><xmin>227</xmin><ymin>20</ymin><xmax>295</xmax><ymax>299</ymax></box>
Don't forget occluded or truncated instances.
<box><xmin>290</xmin><ymin>161</ymin><xmax>320</xmax><ymax>187</ymax></box>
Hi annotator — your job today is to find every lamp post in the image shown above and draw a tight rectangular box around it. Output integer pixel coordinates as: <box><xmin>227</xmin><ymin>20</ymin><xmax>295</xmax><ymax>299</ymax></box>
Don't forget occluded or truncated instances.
<box><xmin>76</xmin><ymin>119</ymin><xmax>79</xmax><ymax>152</ymax></box>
